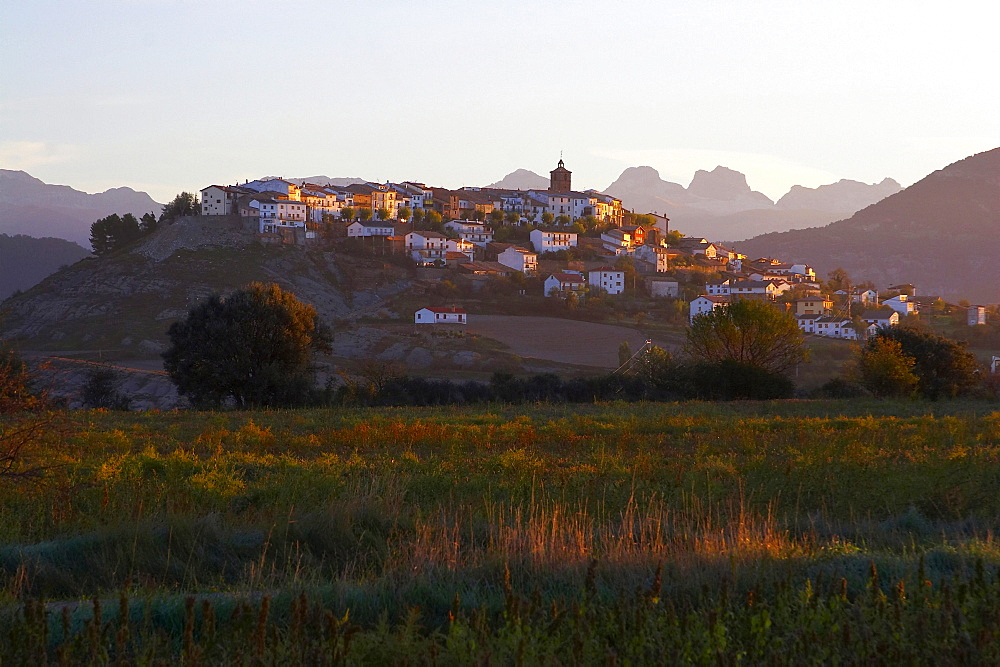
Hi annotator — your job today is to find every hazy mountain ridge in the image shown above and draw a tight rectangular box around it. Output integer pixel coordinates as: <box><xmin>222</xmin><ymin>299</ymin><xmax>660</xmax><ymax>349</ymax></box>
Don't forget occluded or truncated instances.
<box><xmin>486</xmin><ymin>169</ymin><xmax>550</xmax><ymax>190</ymax></box>
<box><xmin>776</xmin><ymin>178</ymin><xmax>902</xmax><ymax>214</ymax></box>
<box><xmin>0</xmin><ymin>170</ymin><xmax>162</xmax><ymax>247</ymax></box>
<box><xmin>602</xmin><ymin>165</ymin><xmax>900</xmax><ymax>239</ymax></box>
<box><xmin>0</xmin><ymin>234</ymin><xmax>91</xmax><ymax>300</ymax></box>
<box><xmin>735</xmin><ymin>147</ymin><xmax>1000</xmax><ymax>303</ymax></box>
<box><xmin>271</xmin><ymin>176</ymin><xmax>369</xmax><ymax>187</ymax></box>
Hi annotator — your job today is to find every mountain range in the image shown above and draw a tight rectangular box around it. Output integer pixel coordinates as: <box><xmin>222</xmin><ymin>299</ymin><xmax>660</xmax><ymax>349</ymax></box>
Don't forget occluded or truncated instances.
<box><xmin>736</xmin><ymin>147</ymin><xmax>1000</xmax><ymax>303</ymax></box>
<box><xmin>487</xmin><ymin>165</ymin><xmax>901</xmax><ymax>241</ymax></box>
<box><xmin>0</xmin><ymin>170</ymin><xmax>162</xmax><ymax>247</ymax></box>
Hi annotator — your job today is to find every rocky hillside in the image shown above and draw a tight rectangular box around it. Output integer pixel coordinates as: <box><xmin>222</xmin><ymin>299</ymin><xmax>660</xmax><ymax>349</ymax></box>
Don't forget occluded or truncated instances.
<box><xmin>0</xmin><ymin>170</ymin><xmax>162</xmax><ymax>246</ymax></box>
<box><xmin>0</xmin><ymin>216</ymin><xmax>413</xmax><ymax>358</ymax></box>
<box><xmin>736</xmin><ymin>147</ymin><xmax>1000</xmax><ymax>303</ymax></box>
<box><xmin>0</xmin><ymin>234</ymin><xmax>91</xmax><ymax>300</ymax></box>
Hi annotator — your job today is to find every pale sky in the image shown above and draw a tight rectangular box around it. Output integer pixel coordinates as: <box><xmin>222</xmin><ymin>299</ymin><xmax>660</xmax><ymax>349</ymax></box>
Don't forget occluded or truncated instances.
<box><xmin>3</xmin><ymin>0</ymin><xmax>999</xmax><ymax>204</ymax></box>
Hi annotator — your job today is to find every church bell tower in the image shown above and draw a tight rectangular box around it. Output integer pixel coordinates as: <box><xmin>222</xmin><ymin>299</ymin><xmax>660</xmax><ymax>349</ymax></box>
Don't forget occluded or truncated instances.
<box><xmin>549</xmin><ymin>158</ymin><xmax>572</xmax><ymax>192</ymax></box>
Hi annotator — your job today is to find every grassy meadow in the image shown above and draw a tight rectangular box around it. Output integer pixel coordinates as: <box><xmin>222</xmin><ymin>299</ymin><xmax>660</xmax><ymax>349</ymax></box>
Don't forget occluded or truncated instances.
<box><xmin>4</xmin><ymin>399</ymin><xmax>1000</xmax><ymax>663</ymax></box>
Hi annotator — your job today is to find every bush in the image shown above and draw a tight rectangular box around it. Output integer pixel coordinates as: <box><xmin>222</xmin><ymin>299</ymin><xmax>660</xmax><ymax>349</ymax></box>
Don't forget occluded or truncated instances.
<box><xmin>80</xmin><ymin>365</ymin><xmax>132</xmax><ymax>410</ymax></box>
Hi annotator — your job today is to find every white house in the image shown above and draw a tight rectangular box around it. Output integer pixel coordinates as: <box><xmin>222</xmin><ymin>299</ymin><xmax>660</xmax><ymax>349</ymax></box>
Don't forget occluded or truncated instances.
<box><xmin>347</xmin><ymin>220</ymin><xmax>394</xmax><ymax>237</ymax></box>
<box><xmin>646</xmin><ymin>277</ymin><xmax>679</xmax><ymax>298</ymax></box>
<box><xmin>862</xmin><ymin>310</ymin><xmax>900</xmax><ymax>329</ymax></box>
<box><xmin>497</xmin><ymin>246</ymin><xmax>537</xmax><ymax>275</ymax></box>
<box><xmin>814</xmin><ymin>316</ymin><xmax>858</xmax><ymax>340</ymax></box>
<box><xmin>633</xmin><ymin>244</ymin><xmax>670</xmax><ymax>272</ymax></box>
<box><xmin>414</xmin><ymin>307</ymin><xmax>467</xmax><ymax>325</ymax></box>
<box><xmin>729</xmin><ymin>280</ymin><xmax>783</xmax><ymax>300</ymax></box>
<box><xmin>258</xmin><ymin>199</ymin><xmax>307</xmax><ymax>234</ymax></box>
<box><xmin>200</xmin><ymin>185</ymin><xmax>245</xmax><ymax>215</ymax></box>
<box><xmin>242</xmin><ymin>179</ymin><xmax>301</xmax><ymax>200</ymax></box>
<box><xmin>705</xmin><ymin>279</ymin><xmax>731</xmax><ymax>296</ymax></box>
<box><xmin>837</xmin><ymin>289</ymin><xmax>879</xmax><ymax>306</ymax></box>
<box><xmin>405</xmin><ymin>231</ymin><xmax>448</xmax><ymax>263</ymax></box>
<box><xmin>690</xmin><ymin>295</ymin><xmax>729</xmax><ymax>323</ymax></box>
<box><xmin>601</xmin><ymin>228</ymin><xmax>635</xmax><ymax>255</ymax></box>
<box><xmin>796</xmin><ymin>314</ymin><xmax>822</xmax><ymax>335</ymax></box>
<box><xmin>789</xmin><ymin>264</ymin><xmax>816</xmax><ymax>280</ymax></box>
<box><xmin>588</xmin><ymin>268</ymin><xmax>625</xmax><ymax>295</ymax></box>
<box><xmin>530</xmin><ymin>229</ymin><xmax>578</xmax><ymax>253</ymax></box>
<box><xmin>882</xmin><ymin>294</ymin><xmax>915</xmax><ymax>317</ymax></box>
<box><xmin>446</xmin><ymin>238</ymin><xmax>476</xmax><ymax>262</ymax></box>
<box><xmin>968</xmin><ymin>305</ymin><xmax>987</xmax><ymax>326</ymax></box>
<box><xmin>444</xmin><ymin>221</ymin><xmax>494</xmax><ymax>246</ymax></box>
<box><xmin>544</xmin><ymin>272</ymin><xmax>586</xmax><ymax>297</ymax></box>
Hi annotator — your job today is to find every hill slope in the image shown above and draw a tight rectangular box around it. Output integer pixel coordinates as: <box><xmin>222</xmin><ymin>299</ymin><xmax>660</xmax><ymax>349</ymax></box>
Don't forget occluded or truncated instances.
<box><xmin>0</xmin><ymin>216</ymin><xmax>413</xmax><ymax>357</ymax></box>
<box><xmin>0</xmin><ymin>234</ymin><xmax>91</xmax><ymax>300</ymax></box>
<box><xmin>0</xmin><ymin>170</ymin><xmax>162</xmax><ymax>247</ymax></box>
<box><xmin>736</xmin><ymin>147</ymin><xmax>1000</xmax><ymax>303</ymax></box>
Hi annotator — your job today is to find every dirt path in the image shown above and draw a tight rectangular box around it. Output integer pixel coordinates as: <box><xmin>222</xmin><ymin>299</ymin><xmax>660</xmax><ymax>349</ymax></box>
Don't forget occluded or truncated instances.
<box><xmin>467</xmin><ymin>315</ymin><xmax>656</xmax><ymax>368</ymax></box>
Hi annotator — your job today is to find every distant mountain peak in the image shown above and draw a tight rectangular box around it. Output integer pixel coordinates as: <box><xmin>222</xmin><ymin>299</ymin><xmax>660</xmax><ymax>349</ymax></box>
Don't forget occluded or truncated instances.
<box><xmin>487</xmin><ymin>169</ymin><xmax>549</xmax><ymax>190</ymax></box>
<box><xmin>687</xmin><ymin>166</ymin><xmax>756</xmax><ymax>200</ymax></box>
<box><xmin>775</xmin><ymin>177</ymin><xmax>902</xmax><ymax>213</ymax></box>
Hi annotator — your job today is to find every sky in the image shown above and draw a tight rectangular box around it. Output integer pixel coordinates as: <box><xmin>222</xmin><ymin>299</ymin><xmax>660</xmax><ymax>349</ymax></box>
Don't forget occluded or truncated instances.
<box><xmin>3</xmin><ymin>0</ymin><xmax>999</xmax><ymax>204</ymax></box>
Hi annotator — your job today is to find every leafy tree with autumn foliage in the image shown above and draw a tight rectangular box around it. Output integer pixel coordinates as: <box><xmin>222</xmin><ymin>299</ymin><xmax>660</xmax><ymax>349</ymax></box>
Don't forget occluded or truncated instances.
<box><xmin>686</xmin><ymin>299</ymin><xmax>806</xmax><ymax>376</ymax></box>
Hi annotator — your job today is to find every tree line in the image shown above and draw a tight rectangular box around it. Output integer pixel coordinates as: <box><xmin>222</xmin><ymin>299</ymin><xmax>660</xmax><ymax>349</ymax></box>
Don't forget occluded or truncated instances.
<box><xmin>89</xmin><ymin>192</ymin><xmax>199</xmax><ymax>255</ymax></box>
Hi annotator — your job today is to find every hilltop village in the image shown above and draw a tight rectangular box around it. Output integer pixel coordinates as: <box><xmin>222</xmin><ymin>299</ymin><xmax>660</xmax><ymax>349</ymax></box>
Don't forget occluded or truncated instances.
<box><xmin>199</xmin><ymin>160</ymin><xmax>990</xmax><ymax>340</ymax></box>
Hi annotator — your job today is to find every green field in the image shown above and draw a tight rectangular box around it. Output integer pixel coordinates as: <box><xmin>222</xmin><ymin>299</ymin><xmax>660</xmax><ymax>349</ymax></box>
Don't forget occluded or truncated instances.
<box><xmin>4</xmin><ymin>400</ymin><xmax>1000</xmax><ymax>663</ymax></box>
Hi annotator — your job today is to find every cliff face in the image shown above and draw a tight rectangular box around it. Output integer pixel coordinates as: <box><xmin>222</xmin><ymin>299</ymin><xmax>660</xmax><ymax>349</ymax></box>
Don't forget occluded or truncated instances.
<box><xmin>736</xmin><ymin>147</ymin><xmax>1000</xmax><ymax>303</ymax></box>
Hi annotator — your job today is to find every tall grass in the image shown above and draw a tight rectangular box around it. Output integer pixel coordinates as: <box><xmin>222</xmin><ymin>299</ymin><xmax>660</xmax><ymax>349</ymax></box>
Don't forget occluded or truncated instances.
<box><xmin>2</xmin><ymin>399</ymin><xmax>1000</xmax><ymax>660</ymax></box>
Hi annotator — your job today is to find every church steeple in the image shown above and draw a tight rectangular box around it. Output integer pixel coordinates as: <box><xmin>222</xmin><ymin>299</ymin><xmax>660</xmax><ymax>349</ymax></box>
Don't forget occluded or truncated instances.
<box><xmin>549</xmin><ymin>158</ymin><xmax>571</xmax><ymax>192</ymax></box>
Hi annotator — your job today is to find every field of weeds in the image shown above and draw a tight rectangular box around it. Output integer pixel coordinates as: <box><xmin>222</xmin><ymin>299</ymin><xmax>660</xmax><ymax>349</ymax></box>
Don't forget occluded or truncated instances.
<box><xmin>3</xmin><ymin>400</ymin><xmax>1000</xmax><ymax>662</ymax></box>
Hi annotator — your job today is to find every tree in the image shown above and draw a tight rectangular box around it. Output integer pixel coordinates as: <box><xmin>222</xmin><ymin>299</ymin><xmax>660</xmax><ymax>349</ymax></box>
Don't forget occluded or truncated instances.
<box><xmin>341</xmin><ymin>206</ymin><xmax>355</xmax><ymax>222</ymax></box>
<box><xmin>0</xmin><ymin>346</ymin><xmax>60</xmax><ymax>482</ymax></box>
<box><xmin>424</xmin><ymin>210</ymin><xmax>443</xmax><ymax>230</ymax></box>
<box><xmin>618</xmin><ymin>341</ymin><xmax>632</xmax><ymax>367</ymax></box>
<box><xmin>541</xmin><ymin>212</ymin><xmax>554</xmax><ymax>225</ymax></box>
<box><xmin>358</xmin><ymin>208</ymin><xmax>373</xmax><ymax>222</ymax></box>
<box><xmin>411</xmin><ymin>208</ymin><xmax>425</xmax><ymax>226</ymax></box>
<box><xmin>826</xmin><ymin>268</ymin><xmax>850</xmax><ymax>294</ymax></box>
<box><xmin>865</xmin><ymin>326</ymin><xmax>980</xmax><ymax>399</ymax></box>
<box><xmin>162</xmin><ymin>283</ymin><xmax>331</xmax><ymax>408</ymax></box>
<box><xmin>0</xmin><ymin>348</ymin><xmax>43</xmax><ymax>413</ymax></box>
<box><xmin>140</xmin><ymin>212</ymin><xmax>158</xmax><ymax>234</ymax></box>
<box><xmin>665</xmin><ymin>230</ymin><xmax>684</xmax><ymax>246</ymax></box>
<box><xmin>853</xmin><ymin>337</ymin><xmax>919</xmax><ymax>398</ymax></box>
<box><xmin>488</xmin><ymin>210</ymin><xmax>504</xmax><ymax>226</ymax></box>
<box><xmin>160</xmin><ymin>192</ymin><xmax>199</xmax><ymax>223</ymax></box>
<box><xmin>555</xmin><ymin>214</ymin><xmax>571</xmax><ymax>226</ymax></box>
<box><xmin>80</xmin><ymin>364</ymin><xmax>131</xmax><ymax>410</ymax></box>
<box><xmin>89</xmin><ymin>213</ymin><xmax>142</xmax><ymax>255</ymax></box>
<box><xmin>398</xmin><ymin>206</ymin><xmax>412</xmax><ymax>222</ymax></box>
<box><xmin>376</xmin><ymin>207</ymin><xmax>391</xmax><ymax>221</ymax></box>
<box><xmin>504</xmin><ymin>210</ymin><xmax>520</xmax><ymax>226</ymax></box>
<box><xmin>472</xmin><ymin>209</ymin><xmax>486</xmax><ymax>222</ymax></box>
<box><xmin>686</xmin><ymin>299</ymin><xmax>806</xmax><ymax>376</ymax></box>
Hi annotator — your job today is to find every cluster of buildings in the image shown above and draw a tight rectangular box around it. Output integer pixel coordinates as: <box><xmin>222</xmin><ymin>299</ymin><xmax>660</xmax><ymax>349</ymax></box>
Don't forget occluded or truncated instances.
<box><xmin>198</xmin><ymin>161</ymin><xmax>990</xmax><ymax>335</ymax></box>
<box><xmin>199</xmin><ymin>160</ymin><xmax>625</xmax><ymax>246</ymax></box>
<box><xmin>692</xmin><ymin>270</ymin><xmax>988</xmax><ymax>339</ymax></box>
